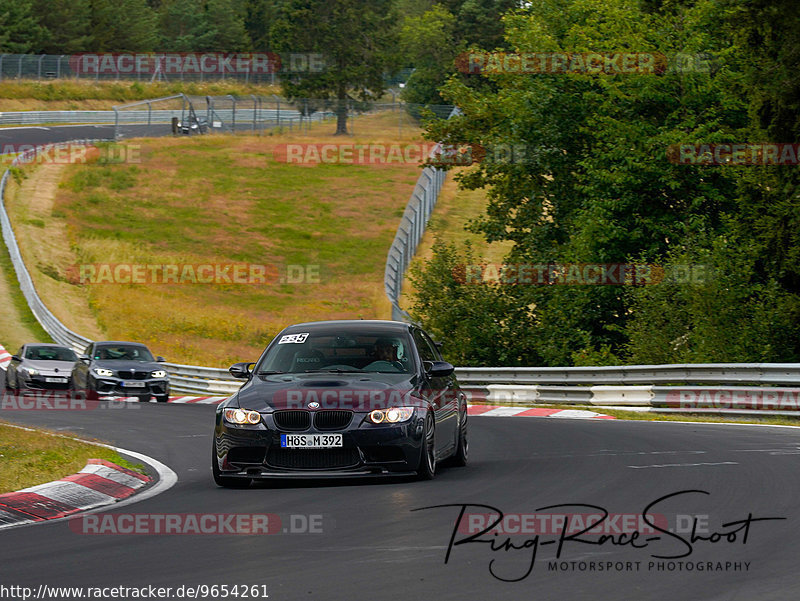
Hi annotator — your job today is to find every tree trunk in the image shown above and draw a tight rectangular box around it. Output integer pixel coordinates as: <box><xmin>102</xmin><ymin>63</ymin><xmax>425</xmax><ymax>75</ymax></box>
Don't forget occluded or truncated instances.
<box><xmin>335</xmin><ymin>84</ymin><xmax>348</xmax><ymax>135</ymax></box>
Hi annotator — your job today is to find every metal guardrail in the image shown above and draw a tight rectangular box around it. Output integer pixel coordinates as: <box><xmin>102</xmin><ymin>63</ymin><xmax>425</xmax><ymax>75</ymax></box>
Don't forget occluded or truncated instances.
<box><xmin>383</xmin><ymin>147</ymin><xmax>446</xmax><ymax>321</ymax></box>
<box><xmin>0</xmin><ymin>108</ymin><xmax>309</xmax><ymax>127</ymax></box>
<box><xmin>383</xmin><ymin>106</ymin><xmax>459</xmax><ymax>322</ymax></box>
<box><xmin>455</xmin><ymin>364</ymin><xmax>800</xmax><ymax>386</ymax></box>
<box><xmin>0</xmin><ymin>142</ymin><xmax>103</xmax><ymax>354</ymax></box>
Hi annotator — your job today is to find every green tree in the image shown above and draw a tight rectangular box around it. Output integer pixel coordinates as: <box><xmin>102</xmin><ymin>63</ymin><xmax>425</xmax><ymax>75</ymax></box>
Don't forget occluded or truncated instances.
<box><xmin>270</xmin><ymin>0</ymin><xmax>398</xmax><ymax>134</ymax></box>
<box><xmin>159</xmin><ymin>0</ymin><xmax>213</xmax><ymax>51</ymax></box>
<box><xmin>202</xmin><ymin>0</ymin><xmax>250</xmax><ymax>51</ymax></box>
<box><xmin>412</xmin><ymin>0</ymin><xmax>771</xmax><ymax>365</ymax></box>
<box><xmin>33</xmin><ymin>0</ymin><xmax>93</xmax><ymax>53</ymax></box>
<box><xmin>0</xmin><ymin>0</ymin><xmax>43</xmax><ymax>53</ymax></box>
<box><xmin>398</xmin><ymin>4</ymin><xmax>458</xmax><ymax>105</ymax></box>
<box><xmin>91</xmin><ymin>0</ymin><xmax>158</xmax><ymax>52</ymax></box>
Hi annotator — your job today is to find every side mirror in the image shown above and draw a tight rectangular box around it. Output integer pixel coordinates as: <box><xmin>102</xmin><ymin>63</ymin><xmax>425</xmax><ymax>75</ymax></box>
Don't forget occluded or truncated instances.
<box><xmin>10</xmin><ymin>355</ymin><xmax>21</xmax><ymax>362</ymax></box>
<box><xmin>229</xmin><ymin>362</ymin><xmax>254</xmax><ymax>379</ymax></box>
<box><xmin>426</xmin><ymin>360</ymin><xmax>454</xmax><ymax>378</ymax></box>
<box><xmin>156</xmin><ymin>356</ymin><xmax>165</xmax><ymax>362</ymax></box>
<box><xmin>79</xmin><ymin>354</ymin><xmax>90</xmax><ymax>362</ymax></box>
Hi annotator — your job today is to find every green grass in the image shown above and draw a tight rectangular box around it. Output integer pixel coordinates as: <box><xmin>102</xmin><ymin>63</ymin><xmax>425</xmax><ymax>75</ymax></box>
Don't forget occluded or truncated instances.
<box><xmin>0</xmin><ymin>80</ymin><xmax>280</xmax><ymax>104</ymax></box>
<box><xmin>0</xmin><ymin>223</ymin><xmax>53</xmax><ymax>350</ymax></box>
<box><xmin>0</xmin><ymin>422</ymin><xmax>146</xmax><ymax>494</ymax></box>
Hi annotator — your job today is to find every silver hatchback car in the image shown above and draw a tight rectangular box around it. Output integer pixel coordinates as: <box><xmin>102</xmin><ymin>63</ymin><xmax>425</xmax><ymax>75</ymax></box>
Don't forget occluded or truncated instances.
<box><xmin>5</xmin><ymin>343</ymin><xmax>78</xmax><ymax>392</ymax></box>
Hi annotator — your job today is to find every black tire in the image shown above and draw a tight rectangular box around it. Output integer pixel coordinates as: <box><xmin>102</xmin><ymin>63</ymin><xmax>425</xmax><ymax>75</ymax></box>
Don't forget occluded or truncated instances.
<box><xmin>138</xmin><ymin>394</ymin><xmax>152</xmax><ymax>403</ymax></box>
<box><xmin>83</xmin><ymin>376</ymin><xmax>99</xmax><ymax>401</ymax></box>
<box><xmin>212</xmin><ymin>440</ymin><xmax>252</xmax><ymax>488</ymax></box>
<box><xmin>154</xmin><ymin>394</ymin><xmax>169</xmax><ymax>403</ymax></box>
<box><xmin>447</xmin><ymin>405</ymin><xmax>468</xmax><ymax>467</ymax></box>
<box><xmin>416</xmin><ymin>413</ymin><xmax>436</xmax><ymax>480</ymax></box>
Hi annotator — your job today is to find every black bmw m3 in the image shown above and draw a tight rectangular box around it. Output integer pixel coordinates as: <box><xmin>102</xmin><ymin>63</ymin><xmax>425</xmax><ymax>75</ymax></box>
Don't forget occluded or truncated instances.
<box><xmin>212</xmin><ymin>320</ymin><xmax>468</xmax><ymax>486</ymax></box>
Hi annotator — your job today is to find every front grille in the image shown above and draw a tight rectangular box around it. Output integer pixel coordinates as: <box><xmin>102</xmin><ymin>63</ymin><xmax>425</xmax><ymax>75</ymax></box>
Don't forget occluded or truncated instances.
<box><xmin>273</xmin><ymin>410</ymin><xmax>311</xmax><ymax>431</ymax></box>
<box><xmin>314</xmin><ymin>410</ymin><xmax>353</xmax><ymax>431</ymax></box>
<box><xmin>115</xmin><ymin>369</ymin><xmax>149</xmax><ymax>380</ymax></box>
<box><xmin>266</xmin><ymin>448</ymin><xmax>360</xmax><ymax>470</ymax></box>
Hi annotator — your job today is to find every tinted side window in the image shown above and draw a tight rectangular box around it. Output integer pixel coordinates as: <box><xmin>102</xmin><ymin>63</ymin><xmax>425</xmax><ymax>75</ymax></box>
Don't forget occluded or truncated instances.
<box><xmin>421</xmin><ymin>331</ymin><xmax>443</xmax><ymax>361</ymax></box>
<box><xmin>413</xmin><ymin>329</ymin><xmax>437</xmax><ymax>363</ymax></box>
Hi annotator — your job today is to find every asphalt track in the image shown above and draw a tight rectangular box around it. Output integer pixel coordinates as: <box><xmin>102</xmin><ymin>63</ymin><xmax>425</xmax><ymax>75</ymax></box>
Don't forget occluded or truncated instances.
<box><xmin>1</xmin><ymin>361</ymin><xmax>799</xmax><ymax>600</ymax></box>
<box><xmin>0</xmin><ymin>122</ymin><xmax>275</xmax><ymax>149</ymax></box>
<box><xmin>0</xmin><ymin>124</ymin><xmax>168</xmax><ymax>147</ymax></box>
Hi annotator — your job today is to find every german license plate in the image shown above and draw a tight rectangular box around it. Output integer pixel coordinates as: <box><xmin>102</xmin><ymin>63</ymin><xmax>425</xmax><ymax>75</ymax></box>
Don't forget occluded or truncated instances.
<box><xmin>121</xmin><ymin>381</ymin><xmax>146</xmax><ymax>388</ymax></box>
<box><xmin>281</xmin><ymin>434</ymin><xmax>343</xmax><ymax>448</ymax></box>
<box><xmin>45</xmin><ymin>377</ymin><xmax>67</xmax><ymax>383</ymax></box>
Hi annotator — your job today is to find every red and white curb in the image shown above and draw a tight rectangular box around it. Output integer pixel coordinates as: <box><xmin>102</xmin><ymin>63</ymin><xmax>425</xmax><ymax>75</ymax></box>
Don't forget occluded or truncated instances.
<box><xmin>467</xmin><ymin>405</ymin><xmax>614</xmax><ymax>419</ymax></box>
<box><xmin>0</xmin><ymin>343</ymin><xmax>11</xmax><ymax>371</ymax></box>
<box><xmin>0</xmin><ymin>459</ymin><xmax>151</xmax><ymax>529</ymax></box>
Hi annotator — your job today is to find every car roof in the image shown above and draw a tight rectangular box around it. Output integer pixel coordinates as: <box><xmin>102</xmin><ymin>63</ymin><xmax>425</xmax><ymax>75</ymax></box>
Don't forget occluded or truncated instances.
<box><xmin>93</xmin><ymin>341</ymin><xmax>149</xmax><ymax>346</ymax></box>
<box><xmin>281</xmin><ymin>320</ymin><xmax>412</xmax><ymax>334</ymax></box>
<box><xmin>23</xmin><ymin>343</ymin><xmax>73</xmax><ymax>348</ymax></box>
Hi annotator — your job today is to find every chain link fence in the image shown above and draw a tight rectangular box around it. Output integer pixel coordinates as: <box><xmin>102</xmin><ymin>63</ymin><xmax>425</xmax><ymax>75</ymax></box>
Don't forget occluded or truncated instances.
<box><xmin>0</xmin><ymin>55</ymin><xmax>416</xmax><ymax>85</ymax></box>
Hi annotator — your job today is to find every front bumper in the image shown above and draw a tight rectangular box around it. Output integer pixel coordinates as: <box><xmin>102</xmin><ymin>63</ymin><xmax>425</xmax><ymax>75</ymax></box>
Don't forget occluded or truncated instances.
<box><xmin>92</xmin><ymin>377</ymin><xmax>170</xmax><ymax>397</ymax></box>
<box><xmin>18</xmin><ymin>374</ymin><xmax>71</xmax><ymax>390</ymax></box>
<box><xmin>214</xmin><ymin>410</ymin><xmax>425</xmax><ymax>478</ymax></box>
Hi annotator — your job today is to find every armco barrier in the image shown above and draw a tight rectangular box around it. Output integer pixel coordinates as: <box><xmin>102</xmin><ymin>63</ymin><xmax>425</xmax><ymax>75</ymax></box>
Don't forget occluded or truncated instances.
<box><xmin>456</xmin><ymin>364</ymin><xmax>800</xmax><ymax>386</ymax></box>
<box><xmin>383</xmin><ymin>106</ymin><xmax>459</xmax><ymax>322</ymax></box>
<box><xmin>484</xmin><ymin>383</ymin><xmax>800</xmax><ymax>417</ymax></box>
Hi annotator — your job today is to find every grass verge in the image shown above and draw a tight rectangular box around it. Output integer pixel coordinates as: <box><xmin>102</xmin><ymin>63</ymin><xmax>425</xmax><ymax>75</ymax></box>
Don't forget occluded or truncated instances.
<box><xmin>0</xmin><ymin>421</ymin><xmax>146</xmax><ymax>494</ymax></box>
<box><xmin>0</xmin><ymin>206</ymin><xmax>53</xmax><ymax>350</ymax></box>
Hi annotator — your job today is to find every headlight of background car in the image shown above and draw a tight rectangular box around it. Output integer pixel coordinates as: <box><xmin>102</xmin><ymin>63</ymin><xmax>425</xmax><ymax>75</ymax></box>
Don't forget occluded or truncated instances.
<box><xmin>20</xmin><ymin>367</ymin><xmax>38</xmax><ymax>377</ymax></box>
<box><xmin>223</xmin><ymin>408</ymin><xmax>262</xmax><ymax>425</ymax></box>
<box><xmin>367</xmin><ymin>407</ymin><xmax>415</xmax><ymax>424</ymax></box>
<box><xmin>151</xmin><ymin>370</ymin><xmax>167</xmax><ymax>378</ymax></box>
<box><xmin>93</xmin><ymin>367</ymin><xmax>114</xmax><ymax>377</ymax></box>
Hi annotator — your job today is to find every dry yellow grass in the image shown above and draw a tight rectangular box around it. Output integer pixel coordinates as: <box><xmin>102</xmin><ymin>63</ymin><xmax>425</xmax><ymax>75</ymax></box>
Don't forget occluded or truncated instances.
<box><xmin>4</xmin><ymin>163</ymin><xmax>106</xmax><ymax>341</ymax></box>
<box><xmin>6</xmin><ymin>111</ymin><xmax>429</xmax><ymax>366</ymax></box>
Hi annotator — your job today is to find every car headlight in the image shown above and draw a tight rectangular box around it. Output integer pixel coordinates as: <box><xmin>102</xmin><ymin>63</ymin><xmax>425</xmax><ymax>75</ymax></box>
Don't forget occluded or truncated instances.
<box><xmin>20</xmin><ymin>367</ymin><xmax>38</xmax><ymax>377</ymax></box>
<box><xmin>151</xmin><ymin>370</ymin><xmax>167</xmax><ymax>378</ymax></box>
<box><xmin>368</xmin><ymin>407</ymin><xmax>415</xmax><ymax>424</ymax></box>
<box><xmin>223</xmin><ymin>408</ymin><xmax>262</xmax><ymax>425</ymax></box>
<box><xmin>93</xmin><ymin>368</ymin><xmax>114</xmax><ymax>377</ymax></box>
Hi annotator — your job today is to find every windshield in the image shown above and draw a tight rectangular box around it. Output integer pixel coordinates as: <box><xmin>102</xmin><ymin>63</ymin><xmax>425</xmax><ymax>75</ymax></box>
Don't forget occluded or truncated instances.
<box><xmin>256</xmin><ymin>330</ymin><xmax>415</xmax><ymax>375</ymax></box>
<box><xmin>25</xmin><ymin>346</ymin><xmax>78</xmax><ymax>362</ymax></box>
<box><xmin>93</xmin><ymin>344</ymin><xmax>154</xmax><ymax>362</ymax></box>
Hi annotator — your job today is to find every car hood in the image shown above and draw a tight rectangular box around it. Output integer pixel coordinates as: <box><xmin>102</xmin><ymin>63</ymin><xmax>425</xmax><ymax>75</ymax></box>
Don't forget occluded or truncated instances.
<box><xmin>234</xmin><ymin>373</ymin><xmax>422</xmax><ymax>412</ymax></box>
<box><xmin>21</xmin><ymin>359</ymin><xmax>75</xmax><ymax>374</ymax></box>
<box><xmin>90</xmin><ymin>360</ymin><xmax>163</xmax><ymax>374</ymax></box>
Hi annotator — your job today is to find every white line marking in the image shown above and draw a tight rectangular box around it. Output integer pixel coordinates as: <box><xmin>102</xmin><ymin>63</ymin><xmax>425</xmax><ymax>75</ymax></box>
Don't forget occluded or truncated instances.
<box><xmin>628</xmin><ymin>461</ymin><xmax>738</xmax><ymax>469</ymax></box>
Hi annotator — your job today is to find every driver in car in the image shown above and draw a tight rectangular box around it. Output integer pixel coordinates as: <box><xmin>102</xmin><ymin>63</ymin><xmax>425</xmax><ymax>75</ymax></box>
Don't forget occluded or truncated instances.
<box><xmin>365</xmin><ymin>338</ymin><xmax>404</xmax><ymax>372</ymax></box>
